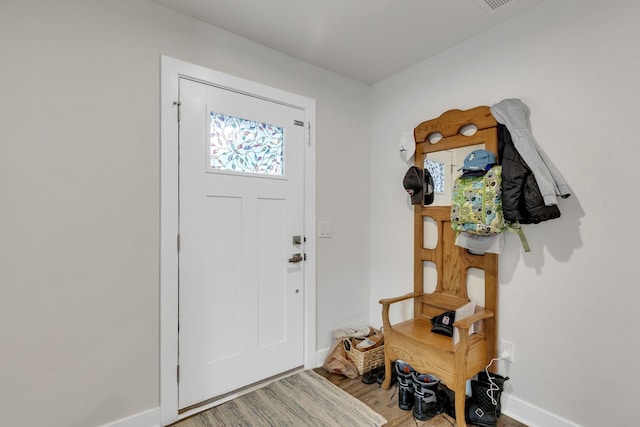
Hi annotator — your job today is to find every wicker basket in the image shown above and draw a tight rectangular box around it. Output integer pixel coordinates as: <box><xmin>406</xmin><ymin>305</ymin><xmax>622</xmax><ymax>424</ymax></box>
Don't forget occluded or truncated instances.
<box><xmin>343</xmin><ymin>332</ymin><xmax>385</xmax><ymax>376</ymax></box>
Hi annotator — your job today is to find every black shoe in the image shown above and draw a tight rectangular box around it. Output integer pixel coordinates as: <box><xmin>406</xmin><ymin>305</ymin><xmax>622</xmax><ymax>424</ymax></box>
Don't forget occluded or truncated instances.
<box><xmin>362</xmin><ymin>366</ymin><xmax>385</xmax><ymax>384</ymax></box>
<box><xmin>376</xmin><ymin>361</ymin><xmax>397</xmax><ymax>386</ymax></box>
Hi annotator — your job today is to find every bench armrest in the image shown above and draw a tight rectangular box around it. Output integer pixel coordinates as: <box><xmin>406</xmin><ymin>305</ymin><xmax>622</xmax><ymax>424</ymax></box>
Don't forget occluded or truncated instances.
<box><xmin>379</xmin><ymin>292</ymin><xmax>421</xmax><ymax>307</ymax></box>
<box><xmin>452</xmin><ymin>308</ymin><xmax>494</xmax><ymax>330</ymax></box>
<box><xmin>379</xmin><ymin>292</ymin><xmax>421</xmax><ymax>332</ymax></box>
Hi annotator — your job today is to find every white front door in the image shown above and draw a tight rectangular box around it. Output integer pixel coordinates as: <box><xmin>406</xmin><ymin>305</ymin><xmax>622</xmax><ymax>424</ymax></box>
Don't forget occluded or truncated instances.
<box><xmin>177</xmin><ymin>77</ymin><xmax>306</xmax><ymax>409</ymax></box>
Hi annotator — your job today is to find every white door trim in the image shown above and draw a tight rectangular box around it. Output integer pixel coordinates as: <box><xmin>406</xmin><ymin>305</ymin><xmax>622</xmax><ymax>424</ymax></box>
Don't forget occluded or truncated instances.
<box><xmin>159</xmin><ymin>55</ymin><xmax>316</xmax><ymax>426</ymax></box>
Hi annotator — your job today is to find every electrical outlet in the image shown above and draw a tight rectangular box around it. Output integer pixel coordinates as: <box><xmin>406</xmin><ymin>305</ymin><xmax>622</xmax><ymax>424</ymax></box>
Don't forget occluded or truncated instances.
<box><xmin>500</xmin><ymin>339</ymin><xmax>515</xmax><ymax>363</ymax></box>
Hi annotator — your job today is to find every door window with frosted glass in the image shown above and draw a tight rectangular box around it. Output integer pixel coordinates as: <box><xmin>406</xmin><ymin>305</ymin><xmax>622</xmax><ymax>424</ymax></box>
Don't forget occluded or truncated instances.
<box><xmin>209</xmin><ymin>111</ymin><xmax>284</xmax><ymax>176</ymax></box>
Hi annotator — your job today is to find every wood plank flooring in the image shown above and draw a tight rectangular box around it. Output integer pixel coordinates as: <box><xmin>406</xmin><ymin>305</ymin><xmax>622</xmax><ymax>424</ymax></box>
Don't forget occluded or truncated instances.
<box><xmin>314</xmin><ymin>368</ymin><xmax>527</xmax><ymax>427</ymax></box>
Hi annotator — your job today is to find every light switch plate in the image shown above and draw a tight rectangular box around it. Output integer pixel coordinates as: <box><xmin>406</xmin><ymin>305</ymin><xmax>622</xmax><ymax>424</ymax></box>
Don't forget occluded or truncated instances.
<box><xmin>318</xmin><ymin>222</ymin><xmax>332</xmax><ymax>238</ymax></box>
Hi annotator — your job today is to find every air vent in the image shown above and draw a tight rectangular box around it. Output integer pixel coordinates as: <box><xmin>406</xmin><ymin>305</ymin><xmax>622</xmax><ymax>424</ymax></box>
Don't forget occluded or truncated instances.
<box><xmin>474</xmin><ymin>0</ymin><xmax>514</xmax><ymax>14</ymax></box>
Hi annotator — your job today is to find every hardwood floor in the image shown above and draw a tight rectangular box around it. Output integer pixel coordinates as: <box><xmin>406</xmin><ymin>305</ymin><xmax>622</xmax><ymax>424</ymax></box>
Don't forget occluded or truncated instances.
<box><xmin>314</xmin><ymin>368</ymin><xmax>527</xmax><ymax>427</ymax></box>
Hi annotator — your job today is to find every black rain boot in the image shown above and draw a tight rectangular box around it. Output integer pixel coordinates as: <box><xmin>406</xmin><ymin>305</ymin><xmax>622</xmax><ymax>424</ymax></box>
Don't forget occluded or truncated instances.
<box><xmin>476</xmin><ymin>370</ymin><xmax>509</xmax><ymax>417</ymax></box>
<box><xmin>395</xmin><ymin>362</ymin><xmax>415</xmax><ymax>410</ymax></box>
<box><xmin>411</xmin><ymin>373</ymin><xmax>442</xmax><ymax>421</ymax></box>
<box><xmin>439</xmin><ymin>383</ymin><xmax>458</xmax><ymax>419</ymax></box>
<box><xmin>466</xmin><ymin>380</ymin><xmax>499</xmax><ymax>427</ymax></box>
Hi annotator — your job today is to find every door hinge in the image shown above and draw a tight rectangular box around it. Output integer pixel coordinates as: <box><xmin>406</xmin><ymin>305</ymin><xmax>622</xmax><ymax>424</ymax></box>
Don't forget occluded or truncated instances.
<box><xmin>177</xmin><ymin>365</ymin><xmax>180</xmax><ymax>383</ymax></box>
<box><xmin>173</xmin><ymin>101</ymin><xmax>182</xmax><ymax>122</ymax></box>
<box><xmin>177</xmin><ymin>234</ymin><xmax>181</xmax><ymax>252</ymax></box>
<box><xmin>308</xmin><ymin>122</ymin><xmax>311</xmax><ymax>147</ymax></box>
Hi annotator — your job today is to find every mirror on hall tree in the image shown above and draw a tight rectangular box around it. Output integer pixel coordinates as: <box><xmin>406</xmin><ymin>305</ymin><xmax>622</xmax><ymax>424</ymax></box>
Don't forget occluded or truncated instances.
<box><xmin>423</xmin><ymin>143</ymin><xmax>484</xmax><ymax>206</ymax></box>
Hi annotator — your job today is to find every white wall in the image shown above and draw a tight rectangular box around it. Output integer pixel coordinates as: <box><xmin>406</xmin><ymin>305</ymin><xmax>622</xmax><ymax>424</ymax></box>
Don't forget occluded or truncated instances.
<box><xmin>370</xmin><ymin>1</ymin><xmax>640</xmax><ymax>426</ymax></box>
<box><xmin>5</xmin><ymin>0</ymin><xmax>638</xmax><ymax>425</ymax></box>
<box><xmin>0</xmin><ymin>1</ymin><xmax>370</xmax><ymax>426</ymax></box>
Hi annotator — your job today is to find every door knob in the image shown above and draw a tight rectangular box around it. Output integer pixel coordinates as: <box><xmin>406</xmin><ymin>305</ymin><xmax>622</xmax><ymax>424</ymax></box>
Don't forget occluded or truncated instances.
<box><xmin>288</xmin><ymin>253</ymin><xmax>305</xmax><ymax>263</ymax></box>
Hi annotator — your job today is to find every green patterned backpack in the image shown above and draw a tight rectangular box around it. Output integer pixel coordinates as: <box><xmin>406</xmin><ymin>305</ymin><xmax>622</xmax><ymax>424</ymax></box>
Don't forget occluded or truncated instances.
<box><xmin>450</xmin><ymin>165</ymin><xmax>506</xmax><ymax>235</ymax></box>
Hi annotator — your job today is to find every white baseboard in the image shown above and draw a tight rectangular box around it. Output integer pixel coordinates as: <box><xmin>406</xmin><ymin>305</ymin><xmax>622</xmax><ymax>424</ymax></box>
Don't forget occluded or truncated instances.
<box><xmin>98</xmin><ymin>407</ymin><xmax>160</xmax><ymax>427</ymax></box>
<box><xmin>503</xmin><ymin>395</ymin><xmax>583</xmax><ymax>427</ymax></box>
<box><xmin>316</xmin><ymin>347</ymin><xmax>330</xmax><ymax>368</ymax></box>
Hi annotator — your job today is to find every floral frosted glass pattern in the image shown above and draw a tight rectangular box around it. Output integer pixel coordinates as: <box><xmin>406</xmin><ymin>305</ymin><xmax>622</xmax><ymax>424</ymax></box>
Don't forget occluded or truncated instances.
<box><xmin>425</xmin><ymin>160</ymin><xmax>445</xmax><ymax>193</ymax></box>
<box><xmin>210</xmin><ymin>111</ymin><xmax>284</xmax><ymax>175</ymax></box>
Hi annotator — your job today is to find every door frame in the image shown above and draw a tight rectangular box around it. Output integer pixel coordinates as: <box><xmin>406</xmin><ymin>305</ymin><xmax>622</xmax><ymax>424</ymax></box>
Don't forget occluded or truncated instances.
<box><xmin>160</xmin><ymin>55</ymin><xmax>317</xmax><ymax>425</ymax></box>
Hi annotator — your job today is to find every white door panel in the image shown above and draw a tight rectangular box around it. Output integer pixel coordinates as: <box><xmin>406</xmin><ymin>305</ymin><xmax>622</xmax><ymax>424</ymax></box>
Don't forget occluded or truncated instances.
<box><xmin>178</xmin><ymin>77</ymin><xmax>305</xmax><ymax>408</ymax></box>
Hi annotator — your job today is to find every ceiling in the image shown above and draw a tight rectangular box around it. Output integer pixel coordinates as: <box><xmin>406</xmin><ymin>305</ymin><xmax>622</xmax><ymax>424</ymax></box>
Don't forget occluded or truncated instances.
<box><xmin>152</xmin><ymin>0</ymin><xmax>544</xmax><ymax>84</ymax></box>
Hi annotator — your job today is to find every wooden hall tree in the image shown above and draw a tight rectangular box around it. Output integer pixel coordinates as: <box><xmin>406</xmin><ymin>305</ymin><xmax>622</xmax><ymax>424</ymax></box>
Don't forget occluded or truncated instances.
<box><xmin>380</xmin><ymin>106</ymin><xmax>499</xmax><ymax>427</ymax></box>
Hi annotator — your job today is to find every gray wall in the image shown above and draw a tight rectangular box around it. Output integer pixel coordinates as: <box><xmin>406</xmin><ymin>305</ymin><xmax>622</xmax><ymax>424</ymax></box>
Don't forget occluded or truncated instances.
<box><xmin>370</xmin><ymin>1</ymin><xmax>640</xmax><ymax>426</ymax></box>
<box><xmin>0</xmin><ymin>1</ymin><xmax>370</xmax><ymax>426</ymax></box>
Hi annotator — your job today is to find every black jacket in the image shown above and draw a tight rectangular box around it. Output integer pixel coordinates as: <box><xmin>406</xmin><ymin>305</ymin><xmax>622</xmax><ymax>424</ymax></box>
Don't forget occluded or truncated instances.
<box><xmin>498</xmin><ymin>124</ymin><xmax>560</xmax><ymax>224</ymax></box>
